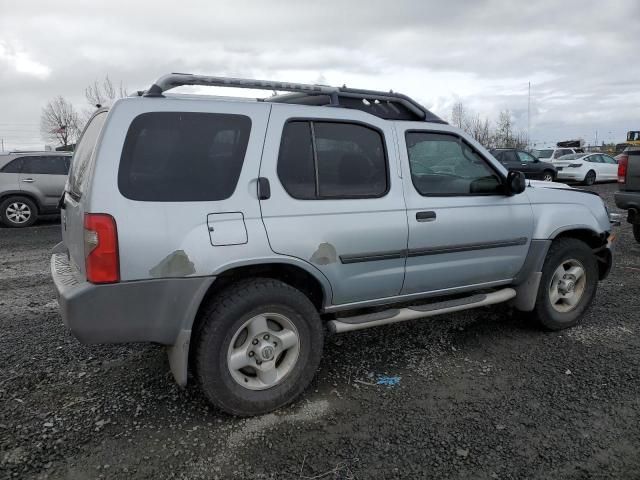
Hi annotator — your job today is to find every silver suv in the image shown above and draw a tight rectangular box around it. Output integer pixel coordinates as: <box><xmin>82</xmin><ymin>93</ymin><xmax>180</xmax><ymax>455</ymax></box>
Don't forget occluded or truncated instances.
<box><xmin>51</xmin><ymin>74</ymin><xmax>615</xmax><ymax>416</ymax></box>
<box><xmin>0</xmin><ymin>151</ymin><xmax>72</xmax><ymax>227</ymax></box>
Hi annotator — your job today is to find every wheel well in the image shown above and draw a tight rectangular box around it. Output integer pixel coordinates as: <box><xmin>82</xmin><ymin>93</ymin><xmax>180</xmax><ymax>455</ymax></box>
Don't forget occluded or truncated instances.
<box><xmin>553</xmin><ymin>228</ymin><xmax>610</xmax><ymax>279</ymax></box>
<box><xmin>200</xmin><ymin>263</ymin><xmax>325</xmax><ymax>313</ymax></box>
<box><xmin>554</xmin><ymin>228</ymin><xmax>605</xmax><ymax>249</ymax></box>
<box><xmin>0</xmin><ymin>192</ymin><xmax>41</xmax><ymax>213</ymax></box>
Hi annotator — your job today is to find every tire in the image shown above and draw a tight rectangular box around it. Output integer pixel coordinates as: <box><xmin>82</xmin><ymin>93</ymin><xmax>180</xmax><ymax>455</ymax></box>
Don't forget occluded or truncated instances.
<box><xmin>195</xmin><ymin>278</ymin><xmax>323</xmax><ymax>416</ymax></box>
<box><xmin>542</xmin><ymin>170</ymin><xmax>555</xmax><ymax>182</ymax></box>
<box><xmin>531</xmin><ymin>238</ymin><xmax>598</xmax><ymax>331</ymax></box>
<box><xmin>633</xmin><ymin>224</ymin><xmax>640</xmax><ymax>243</ymax></box>
<box><xmin>583</xmin><ymin>170</ymin><xmax>596</xmax><ymax>186</ymax></box>
<box><xmin>0</xmin><ymin>196</ymin><xmax>38</xmax><ymax>228</ymax></box>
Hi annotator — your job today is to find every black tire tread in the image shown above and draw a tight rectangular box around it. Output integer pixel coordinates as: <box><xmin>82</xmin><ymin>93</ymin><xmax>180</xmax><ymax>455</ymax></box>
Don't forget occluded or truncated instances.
<box><xmin>194</xmin><ymin>278</ymin><xmax>322</xmax><ymax>416</ymax></box>
<box><xmin>531</xmin><ymin>237</ymin><xmax>598</xmax><ymax>331</ymax></box>
<box><xmin>633</xmin><ymin>224</ymin><xmax>640</xmax><ymax>243</ymax></box>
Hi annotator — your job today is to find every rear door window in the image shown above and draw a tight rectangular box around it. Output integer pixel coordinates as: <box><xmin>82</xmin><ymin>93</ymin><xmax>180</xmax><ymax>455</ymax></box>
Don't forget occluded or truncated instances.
<box><xmin>22</xmin><ymin>156</ymin><xmax>69</xmax><ymax>175</ymax></box>
<box><xmin>277</xmin><ymin>120</ymin><xmax>388</xmax><ymax>199</ymax></box>
<box><xmin>118</xmin><ymin>112</ymin><xmax>251</xmax><ymax>202</ymax></box>
<box><xmin>68</xmin><ymin>111</ymin><xmax>107</xmax><ymax>197</ymax></box>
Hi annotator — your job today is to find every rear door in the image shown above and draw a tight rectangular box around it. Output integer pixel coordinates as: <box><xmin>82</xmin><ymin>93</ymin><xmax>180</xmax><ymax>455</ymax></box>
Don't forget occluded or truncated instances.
<box><xmin>19</xmin><ymin>155</ymin><xmax>69</xmax><ymax>210</ymax></box>
<box><xmin>516</xmin><ymin>150</ymin><xmax>541</xmax><ymax>178</ymax></box>
<box><xmin>259</xmin><ymin>105</ymin><xmax>408</xmax><ymax>306</ymax></box>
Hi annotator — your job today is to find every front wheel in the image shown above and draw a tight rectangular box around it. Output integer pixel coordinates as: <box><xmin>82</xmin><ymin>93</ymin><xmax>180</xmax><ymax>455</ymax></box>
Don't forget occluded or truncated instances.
<box><xmin>542</xmin><ymin>170</ymin><xmax>555</xmax><ymax>182</ymax></box>
<box><xmin>634</xmin><ymin>224</ymin><xmax>640</xmax><ymax>243</ymax></box>
<box><xmin>531</xmin><ymin>238</ymin><xmax>598</xmax><ymax>330</ymax></box>
<box><xmin>195</xmin><ymin>278</ymin><xmax>323</xmax><ymax>416</ymax></box>
<box><xmin>583</xmin><ymin>170</ymin><xmax>596</xmax><ymax>186</ymax></box>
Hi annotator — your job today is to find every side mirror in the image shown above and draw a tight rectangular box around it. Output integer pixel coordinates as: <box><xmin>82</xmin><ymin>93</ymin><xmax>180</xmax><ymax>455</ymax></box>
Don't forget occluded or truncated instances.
<box><xmin>506</xmin><ymin>170</ymin><xmax>526</xmax><ymax>195</ymax></box>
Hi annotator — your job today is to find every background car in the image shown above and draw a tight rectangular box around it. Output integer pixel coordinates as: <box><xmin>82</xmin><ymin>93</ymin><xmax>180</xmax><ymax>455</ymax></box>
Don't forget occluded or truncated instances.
<box><xmin>554</xmin><ymin>152</ymin><xmax>618</xmax><ymax>185</ymax></box>
<box><xmin>531</xmin><ymin>147</ymin><xmax>579</xmax><ymax>161</ymax></box>
<box><xmin>490</xmin><ymin>148</ymin><xmax>557</xmax><ymax>181</ymax></box>
<box><xmin>0</xmin><ymin>151</ymin><xmax>72</xmax><ymax>227</ymax></box>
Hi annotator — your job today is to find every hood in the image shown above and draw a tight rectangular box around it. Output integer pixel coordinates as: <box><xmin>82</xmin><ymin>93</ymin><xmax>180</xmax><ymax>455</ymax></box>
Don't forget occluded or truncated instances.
<box><xmin>527</xmin><ymin>180</ymin><xmax>574</xmax><ymax>190</ymax></box>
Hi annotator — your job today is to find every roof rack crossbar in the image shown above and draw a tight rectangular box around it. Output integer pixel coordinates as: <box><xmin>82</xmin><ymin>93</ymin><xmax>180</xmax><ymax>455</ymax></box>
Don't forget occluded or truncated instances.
<box><xmin>143</xmin><ymin>73</ymin><xmax>438</xmax><ymax>122</ymax></box>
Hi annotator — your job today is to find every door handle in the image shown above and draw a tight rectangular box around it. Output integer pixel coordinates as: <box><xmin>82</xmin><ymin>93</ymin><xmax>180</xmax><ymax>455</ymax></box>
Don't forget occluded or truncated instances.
<box><xmin>416</xmin><ymin>211</ymin><xmax>436</xmax><ymax>222</ymax></box>
<box><xmin>22</xmin><ymin>178</ymin><xmax>35</xmax><ymax>183</ymax></box>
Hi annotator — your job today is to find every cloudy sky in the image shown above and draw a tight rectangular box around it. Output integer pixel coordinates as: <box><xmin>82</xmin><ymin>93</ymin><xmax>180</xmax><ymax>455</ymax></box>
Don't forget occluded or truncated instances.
<box><xmin>1</xmin><ymin>0</ymin><xmax>638</xmax><ymax>151</ymax></box>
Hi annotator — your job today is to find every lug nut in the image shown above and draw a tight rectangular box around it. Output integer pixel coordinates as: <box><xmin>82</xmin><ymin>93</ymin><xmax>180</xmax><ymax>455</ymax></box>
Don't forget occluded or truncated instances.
<box><xmin>252</xmin><ymin>339</ymin><xmax>259</xmax><ymax>345</ymax></box>
<box><xmin>273</xmin><ymin>342</ymin><xmax>277</xmax><ymax>347</ymax></box>
<box><xmin>256</xmin><ymin>360</ymin><xmax>262</xmax><ymax>365</ymax></box>
<box><xmin>263</xmin><ymin>334</ymin><xmax>270</xmax><ymax>340</ymax></box>
<box><xmin>248</xmin><ymin>351</ymin><xmax>254</xmax><ymax>357</ymax></box>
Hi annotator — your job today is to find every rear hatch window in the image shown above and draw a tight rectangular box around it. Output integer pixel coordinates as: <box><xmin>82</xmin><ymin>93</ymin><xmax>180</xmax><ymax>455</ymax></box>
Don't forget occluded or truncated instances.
<box><xmin>118</xmin><ymin>112</ymin><xmax>251</xmax><ymax>202</ymax></box>
<box><xmin>68</xmin><ymin>111</ymin><xmax>108</xmax><ymax>198</ymax></box>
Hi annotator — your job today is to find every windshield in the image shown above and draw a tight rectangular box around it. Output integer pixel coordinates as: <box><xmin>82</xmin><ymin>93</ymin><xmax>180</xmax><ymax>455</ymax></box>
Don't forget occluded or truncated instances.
<box><xmin>532</xmin><ymin>149</ymin><xmax>553</xmax><ymax>158</ymax></box>
<box><xmin>627</xmin><ymin>131</ymin><xmax>640</xmax><ymax>141</ymax></box>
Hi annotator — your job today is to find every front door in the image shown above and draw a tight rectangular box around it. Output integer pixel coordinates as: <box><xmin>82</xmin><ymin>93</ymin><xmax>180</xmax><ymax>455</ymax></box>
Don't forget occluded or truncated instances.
<box><xmin>397</xmin><ymin>126</ymin><xmax>534</xmax><ymax>295</ymax></box>
<box><xmin>259</xmin><ymin>105</ymin><xmax>408</xmax><ymax>307</ymax></box>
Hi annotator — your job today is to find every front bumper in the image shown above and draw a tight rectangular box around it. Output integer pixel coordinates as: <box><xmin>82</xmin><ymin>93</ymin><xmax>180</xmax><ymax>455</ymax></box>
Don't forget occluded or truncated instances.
<box><xmin>51</xmin><ymin>248</ymin><xmax>213</xmax><ymax>345</ymax></box>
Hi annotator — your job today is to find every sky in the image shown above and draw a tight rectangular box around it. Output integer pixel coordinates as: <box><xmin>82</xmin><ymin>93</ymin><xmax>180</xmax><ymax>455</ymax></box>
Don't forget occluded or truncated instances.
<box><xmin>1</xmin><ymin>0</ymin><xmax>638</xmax><ymax>151</ymax></box>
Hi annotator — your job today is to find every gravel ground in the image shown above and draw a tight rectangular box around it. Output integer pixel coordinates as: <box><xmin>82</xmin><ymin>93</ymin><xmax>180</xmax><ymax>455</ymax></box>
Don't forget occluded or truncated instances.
<box><xmin>1</xmin><ymin>183</ymin><xmax>639</xmax><ymax>479</ymax></box>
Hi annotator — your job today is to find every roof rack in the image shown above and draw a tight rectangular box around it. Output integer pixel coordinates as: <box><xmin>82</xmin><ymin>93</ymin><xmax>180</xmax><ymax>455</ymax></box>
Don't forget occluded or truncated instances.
<box><xmin>144</xmin><ymin>73</ymin><xmax>446</xmax><ymax>123</ymax></box>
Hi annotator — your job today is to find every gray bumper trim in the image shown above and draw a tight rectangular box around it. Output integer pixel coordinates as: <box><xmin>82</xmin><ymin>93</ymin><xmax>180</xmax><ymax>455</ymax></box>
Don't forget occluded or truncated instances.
<box><xmin>52</xmin><ymin>253</ymin><xmax>214</xmax><ymax>345</ymax></box>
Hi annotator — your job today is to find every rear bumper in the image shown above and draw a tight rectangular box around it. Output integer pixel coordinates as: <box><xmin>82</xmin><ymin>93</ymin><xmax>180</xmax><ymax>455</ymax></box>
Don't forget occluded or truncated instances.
<box><xmin>51</xmin><ymin>248</ymin><xmax>214</xmax><ymax>345</ymax></box>
<box><xmin>556</xmin><ymin>170</ymin><xmax>584</xmax><ymax>181</ymax></box>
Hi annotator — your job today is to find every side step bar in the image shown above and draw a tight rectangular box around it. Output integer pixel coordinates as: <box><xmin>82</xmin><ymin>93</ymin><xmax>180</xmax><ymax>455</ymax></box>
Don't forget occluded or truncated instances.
<box><xmin>327</xmin><ymin>288</ymin><xmax>516</xmax><ymax>334</ymax></box>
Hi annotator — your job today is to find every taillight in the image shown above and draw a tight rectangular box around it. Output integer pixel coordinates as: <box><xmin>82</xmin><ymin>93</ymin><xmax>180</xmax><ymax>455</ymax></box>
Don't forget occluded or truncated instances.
<box><xmin>84</xmin><ymin>213</ymin><xmax>120</xmax><ymax>284</ymax></box>
<box><xmin>618</xmin><ymin>155</ymin><xmax>628</xmax><ymax>183</ymax></box>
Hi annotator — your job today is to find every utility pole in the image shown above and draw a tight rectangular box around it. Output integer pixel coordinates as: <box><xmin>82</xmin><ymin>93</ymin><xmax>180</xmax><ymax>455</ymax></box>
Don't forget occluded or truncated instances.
<box><xmin>527</xmin><ymin>81</ymin><xmax>531</xmax><ymax>149</ymax></box>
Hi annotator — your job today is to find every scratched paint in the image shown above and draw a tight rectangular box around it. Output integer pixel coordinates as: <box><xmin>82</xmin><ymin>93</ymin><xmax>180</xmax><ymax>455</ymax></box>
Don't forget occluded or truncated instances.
<box><xmin>310</xmin><ymin>242</ymin><xmax>338</xmax><ymax>265</ymax></box>
<box><xmin>149</xmin><ymin>250</ymin><xmax>196</xmax><ymax>277</ymax></box>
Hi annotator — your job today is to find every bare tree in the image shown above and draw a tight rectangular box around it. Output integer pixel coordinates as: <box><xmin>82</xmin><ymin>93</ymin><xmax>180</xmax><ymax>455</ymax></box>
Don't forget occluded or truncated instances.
<box><xmin>468</xmin><ymin>113</ymin><xmax>492</xmax><ymax>147</ymax></box>
<box><xmin>40</xmin><ymin>96</ymin><xmax>81</xmax><ymax>147</ymax></box>
<box><xmin>494</xmin><ymin>110</ymin><xmax>514</xmax><ymax>147</ymax></box>
<box><xmin>85</xmin><ymin>75</ymin><xmax>127</xmax><ymax>108</ymax></box>
<box><xmin>450</xmin><ymin>101</ymin><xmax>468</xmax><ymax>131</ymax></box>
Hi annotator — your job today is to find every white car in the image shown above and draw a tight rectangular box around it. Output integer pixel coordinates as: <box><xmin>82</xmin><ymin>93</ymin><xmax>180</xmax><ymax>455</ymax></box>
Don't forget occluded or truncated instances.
<box><xmin>553</xmin><ymin>153</ymin><xmax>618</xmax><ymax>185</ymax></box>
<box><xmin>531</xmin><ymin>147</ymin><xmax>579</xmax><ymax>161</ymax></box>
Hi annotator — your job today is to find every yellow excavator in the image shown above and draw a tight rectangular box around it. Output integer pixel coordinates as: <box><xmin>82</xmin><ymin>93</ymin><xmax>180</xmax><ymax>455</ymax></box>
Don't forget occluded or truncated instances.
<box><xmin>627</xmin><ymin>131</ymin><xmax>640</xmax><ymax>146</ymax></box>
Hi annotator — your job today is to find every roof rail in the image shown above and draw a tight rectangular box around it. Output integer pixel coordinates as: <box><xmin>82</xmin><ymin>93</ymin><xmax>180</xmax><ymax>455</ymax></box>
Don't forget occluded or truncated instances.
<box><xmin>144</xmin><ymin>73</ymin><xmax>446</xmax><ymax>123</ymax></box>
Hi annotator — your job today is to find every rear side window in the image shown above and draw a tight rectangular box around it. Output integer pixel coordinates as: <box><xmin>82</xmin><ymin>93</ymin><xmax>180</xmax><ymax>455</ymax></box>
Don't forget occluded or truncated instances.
<box><xmin>68</xmin><ymin>111</ymin><xmax>107</xmax><ymax>197</ymax></box>
<box><xmin>119</xmin><ymin>112</ymin><xmax>251</xmax><ymax>202</ymax></box>
<box><xmin>22</xmin><ymin>156</ymin><xmax>70</xmax><ymax>175</ymax></box>
<box><xmin>0</xmin><ymin>158</ymin><xmax>23</xmax><ymax>173</ymax></box>
<box><xmin>277</xmin><ymin>120</ymin><xmax>388</xmax><ymax>199</ymax></box>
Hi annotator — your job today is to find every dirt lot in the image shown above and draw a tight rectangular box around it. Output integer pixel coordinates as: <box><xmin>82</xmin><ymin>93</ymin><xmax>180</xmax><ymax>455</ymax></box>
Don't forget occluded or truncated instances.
<box><xmin>1</xmin><ymin>182</ymin><xmax>639</xmax><ymax>479</ymax></box>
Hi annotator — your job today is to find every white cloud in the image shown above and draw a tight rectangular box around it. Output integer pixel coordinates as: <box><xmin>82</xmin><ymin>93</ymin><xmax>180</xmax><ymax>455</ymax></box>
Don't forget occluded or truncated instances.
<box><xmin>0</xmin><ymin>42</ymin><xmax>51</xmax><ymax>79</ymax></box>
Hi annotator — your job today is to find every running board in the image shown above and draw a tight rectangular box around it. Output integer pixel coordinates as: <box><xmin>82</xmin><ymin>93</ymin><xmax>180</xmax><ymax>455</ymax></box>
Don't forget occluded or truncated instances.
<box><xmin>327</xmin><ymin>288</ymin><xmax>516</xmax><ymax>334</ymax></box>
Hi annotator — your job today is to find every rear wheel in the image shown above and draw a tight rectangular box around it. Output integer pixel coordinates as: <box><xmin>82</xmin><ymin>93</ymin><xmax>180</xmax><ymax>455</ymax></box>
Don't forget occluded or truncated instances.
<box><xmin>633</xmin><ymin>224</ymin><xmax>640</xmax><ymax>243</ymax></box>
<box><xmin>0</xmin><ymin>196</ymin><xmax>37</xmax><ymax>228</ymax></box>
<box><xmin>583</xmin><ymin>170</ymin><xmax>596</xmax><ymax>186</ymax></box>
<box><xmin>542</xmin><ymin>170</ymin><xmax>555</xmax><ymax>182</ymax></box>
<box><xmin>195</xmin><ymin>278</ymin><xmax>323</xmax><ymax>416</ymax></box>
<box><xmin>531</xmin><ymin>238</ymin><xmax>598</xmax><ymax>330</ymax></box>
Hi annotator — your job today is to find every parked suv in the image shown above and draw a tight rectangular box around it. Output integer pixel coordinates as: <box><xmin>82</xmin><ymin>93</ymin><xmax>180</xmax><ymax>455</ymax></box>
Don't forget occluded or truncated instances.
<box><xmin>531</xmin><ymin>147</ymin><xmax>579</xmax><ymax>161</ymax></box>
<box><xmin>0</xmin><ymin>151</ymin><xmax>72</xmax><ymax>227</ymax></box>
<box><xmin>615</xmin><ymin>147</ymin><xmax>640</xmax><ymax>242</ymax></box>
<box><xmin>51</xmin><ymin>74</ymin><xmax>615</xmax><ymax>416</ymax></box>
<box><xmin>490</xmin><ymin>148</ymin><xmax>557</xmax><ymax>181</ymax></box>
